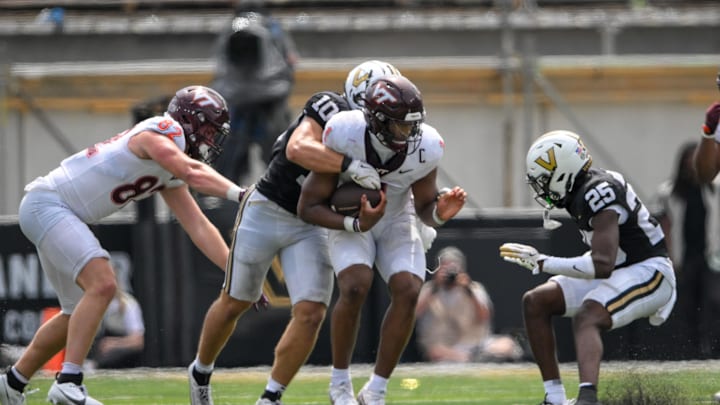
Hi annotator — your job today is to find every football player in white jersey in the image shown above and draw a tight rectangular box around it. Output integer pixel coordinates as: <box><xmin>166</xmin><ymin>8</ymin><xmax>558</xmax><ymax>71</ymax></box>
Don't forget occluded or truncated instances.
<box><xmin>298</xmin><ymin>75</ymin><xmax>466</xmax><ymax>405</ymax></box>
<box><xmin>187</xmin><ymin>61</ymin><xmax>398</xmax><ymax>405</ymax></box>
<box><xmin>499</xmin><ymin>130</ymin><xmax>676</xmax><ymax>405</ymax></box>
<box><xmin>0</xmin><ymin>85</ymin><xmax>245</xmax><ymax>405</ymax></box>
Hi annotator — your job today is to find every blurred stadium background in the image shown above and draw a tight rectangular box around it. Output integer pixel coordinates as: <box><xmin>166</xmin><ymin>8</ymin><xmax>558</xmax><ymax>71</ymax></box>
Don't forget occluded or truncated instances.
<box><xmin>0</xmin><ymin>0</ymin><xmax>719</xmax><ymax>369</ymax></box>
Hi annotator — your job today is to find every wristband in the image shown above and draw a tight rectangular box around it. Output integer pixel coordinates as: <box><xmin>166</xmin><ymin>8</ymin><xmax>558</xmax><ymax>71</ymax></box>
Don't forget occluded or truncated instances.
<box><xmin>341</xmin><ymin>155</ymin><xmax>353</xmax><ymax>172</ymax></box>
<box><xmin>702</xmin><ymin>128</ymin><xmax>716</xmax><ymax>139</ymax></box>
<box><xmin>343</xmin><ymin>216</ymin><xmax>361</xmax><ymax>232</ymax></box>
<box><xmin>226</xmin><ymin>185</ymin><xmax>244</xmax><ymax>202</ymax></box>
<box><xmin>432</xmin><ymin>205</ymin><xmax>447</xmax><ymax>225</ymax></box>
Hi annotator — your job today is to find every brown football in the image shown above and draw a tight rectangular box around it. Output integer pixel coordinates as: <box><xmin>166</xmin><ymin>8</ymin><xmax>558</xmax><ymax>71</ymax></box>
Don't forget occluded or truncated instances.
<box><xmin>330</xmin><ymin>182</ymin><xmax>381</xmax><ymax>217</ymax></box>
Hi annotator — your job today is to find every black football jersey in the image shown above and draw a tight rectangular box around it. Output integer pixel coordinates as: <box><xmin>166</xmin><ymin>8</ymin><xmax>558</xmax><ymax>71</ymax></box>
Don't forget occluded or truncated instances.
<box><xmin>565</xmin><ymin>168</ymin><xmax>668</xmax><ymax>268</ymax></box>
<box><xmin>255</xmin><ymin>91</ymin><xmax>349</xmax><ymax>214</ymax></box>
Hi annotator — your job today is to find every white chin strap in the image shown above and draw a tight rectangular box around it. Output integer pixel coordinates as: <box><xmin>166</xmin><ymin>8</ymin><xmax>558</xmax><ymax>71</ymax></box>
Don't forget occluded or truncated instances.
<box><xmin>543</xmin><ymin>209</ymin><xmax>562</xmax><ymax>230</ymax></box>
<box><xmin>198</xmin><ymin>143</ymin><xmax>210</xmax><ymax>161</ymax></box>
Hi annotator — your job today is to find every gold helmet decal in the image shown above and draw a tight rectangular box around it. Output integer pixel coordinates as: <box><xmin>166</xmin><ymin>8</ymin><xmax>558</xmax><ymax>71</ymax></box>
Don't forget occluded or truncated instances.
<box><xmin>352</xmin><ymin>69</ymin><xmax>370</xmax><ymax>88</ymax></box>
<box><xmin>534</xmin><ymin>147</ymin><xmax>557</xmax><ymax>172</ymax></box>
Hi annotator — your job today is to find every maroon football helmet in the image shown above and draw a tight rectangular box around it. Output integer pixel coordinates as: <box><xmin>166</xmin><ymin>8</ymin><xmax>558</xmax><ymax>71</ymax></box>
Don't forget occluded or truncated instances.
<box><xmin>363</xmin><ymin>75</ymin><xmax>425</xmax><ymax>154</ymax></box>
<box><xmin>167</xmin><ymin>85</ymin><xmax>230</xmax><ymax>164</ymax></box>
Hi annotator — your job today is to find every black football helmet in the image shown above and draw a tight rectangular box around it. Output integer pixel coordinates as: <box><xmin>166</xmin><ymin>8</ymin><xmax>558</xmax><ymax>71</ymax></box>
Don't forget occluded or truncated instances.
<box><xmin>363</xmin><ymin>75</ymin><xmax>425</xmax><ymax>154</ymax></box>
<box><xmin>167</xmin><ymin>85</ymin><xmax>230</xmax><ymax>164</ymax></box>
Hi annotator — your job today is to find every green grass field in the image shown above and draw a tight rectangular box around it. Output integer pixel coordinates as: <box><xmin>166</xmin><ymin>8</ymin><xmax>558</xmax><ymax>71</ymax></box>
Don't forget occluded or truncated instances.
<box><xmin>22</xmin><ymin>361</ymin><xmax>720</xmax><ymax>405</ymax></box>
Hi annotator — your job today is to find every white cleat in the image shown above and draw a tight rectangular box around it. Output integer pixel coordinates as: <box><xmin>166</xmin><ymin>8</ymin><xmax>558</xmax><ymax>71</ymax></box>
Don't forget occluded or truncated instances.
<box><xmin>329</xmin><ymin>381</ymin><xmax>357</xmax><ymax>405</ymax></box>
<box><xmin>47</xmin><ymin>381</ymin><xmax>102</xmax><ymax>405</ymax></box>
<box><xmin>356</xmin><ymin>382</ymin><xmax>385</xmax><ymax>405</ymax></box>
<box><xmin>0</xmin><ymin>374</ymin><xmax>25</xmax><ymax>405</ymax></box>
<box><xmin>188</xmin><ymin>364</ymin><xmax>213</xmax><ymax>405</ymax></box>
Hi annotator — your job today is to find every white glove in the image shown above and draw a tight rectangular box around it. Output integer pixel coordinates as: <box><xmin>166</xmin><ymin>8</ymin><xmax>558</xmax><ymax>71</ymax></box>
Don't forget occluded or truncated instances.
<box><xmin>499</xmin><ymin>243</ymin><xmax>548</xmax><ymax>275</ymax></box>
<box><xmin>346</xmin><ymin>159</ymin><xmax>381</xmax><ymax>190</ymax></box>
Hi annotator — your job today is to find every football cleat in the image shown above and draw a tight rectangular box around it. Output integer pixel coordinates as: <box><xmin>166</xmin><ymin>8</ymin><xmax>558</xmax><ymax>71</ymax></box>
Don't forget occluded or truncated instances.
<box><xmin>0</xmin><ymin>373</ymin><xmax>25</xmax><ymax>405</ymax></box>
<box><xmin>47</xmin><ymin>381</ymin><xmax>102</xmax><ymax>405</ymax></box>
<box><xmin>188</xmin><ymin>364</ymin><xmax>213</xmax><ymax>405</ymax></box>
<box><xmin>539</xmin><ymin>396</ymin><xmax>576</xmax><ymax>405</ymax></box>
<box><xmin>356</xmin><ymin>382</ymin><xmax>385</xmax><ymax>405</ymax></box>
<box><xmin>329</xmin><ymin>381</ymin><xmax>357</xmax><ymax>405</ymax></box>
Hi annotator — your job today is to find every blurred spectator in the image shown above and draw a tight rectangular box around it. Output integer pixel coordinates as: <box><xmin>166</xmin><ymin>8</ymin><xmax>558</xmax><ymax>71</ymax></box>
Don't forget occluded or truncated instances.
<box><xmin>415</xmin><ymin>246</ymin><xmax>524</xmax><ymax>363</ymax></box>
<box><xmin>89</xmin><ymin>289</ymin><xmax>145</xmax><ymax>369</ymax></box>
<box><xmin>210</xmin><ymin>0</ymin><xmax>298</xmax><ymax>185</ymax></box>
<box><xmin>652</xmin><ymin>141</ymin><xmax>720</xmax><ymax>357</ymax></box>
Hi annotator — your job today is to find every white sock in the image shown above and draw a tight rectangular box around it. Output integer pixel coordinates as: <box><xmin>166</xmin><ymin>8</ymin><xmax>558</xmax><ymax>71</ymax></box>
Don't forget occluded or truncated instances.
<box><xmin>60</xmin><ymin>362</ymin><xmax>83</xmax><ymax>375</ymax></box>
<box><xmin>543</xmin><ymin>379</ymin><xmax>566</xmax><ymax>404</ymax></box>
<box><xmin>265</xmin><ymin>377</ymin><xmax>286</xmax><ymax>394</ymax></box>
<box><xmin>193</xmin><ymin>358</ymin><xmax>214</xmax><ymax>374</ymax></box>
<box><xmin>330</xmin><ymin>368</ymin><xmax>351</xmax><ymax>386</ymax></box>
<box><xmin>367</xmin><ymin>373</ymin><xmax>388</xmax><ymax>393</ymax></box>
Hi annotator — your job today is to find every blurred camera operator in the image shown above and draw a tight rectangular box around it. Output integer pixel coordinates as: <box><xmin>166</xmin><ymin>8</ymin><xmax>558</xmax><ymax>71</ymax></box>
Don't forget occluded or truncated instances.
<box><xmin>415</xmin><ymin>246</ymin><xmax>524</xmax><ymax>363</ymax></box>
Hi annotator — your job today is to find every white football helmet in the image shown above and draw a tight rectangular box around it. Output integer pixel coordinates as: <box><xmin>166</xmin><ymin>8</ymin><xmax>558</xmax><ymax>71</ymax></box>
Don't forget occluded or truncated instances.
<box><xmin>525</xmin><ymin>130</ymin><xmax>592</xmax><ymax>209</ymax></box>
<box><xmin>344</xmin><ymin>60</ymin><xmax>402</xmax><ymax>110</ymax></box>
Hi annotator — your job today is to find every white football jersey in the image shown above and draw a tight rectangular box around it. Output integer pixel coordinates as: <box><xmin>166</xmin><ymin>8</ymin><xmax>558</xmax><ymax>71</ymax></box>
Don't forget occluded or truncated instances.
<box><xmin>26</xmin><ymin>115</ymin><xmax>187</xmax><ymax>223</ymax></box>
<box><xmin>323</xmin><ymin>110</ymin><xmax>445</xmax><ymax>215</ymax></box>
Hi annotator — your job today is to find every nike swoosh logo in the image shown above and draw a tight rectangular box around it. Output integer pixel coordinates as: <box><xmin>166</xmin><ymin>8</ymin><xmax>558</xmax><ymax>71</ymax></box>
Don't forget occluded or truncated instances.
<box><xmin>572</xmin><ymin>265</ymin><xmax>584</xmax><ymax>272</ymax></box>
<box><xmin>398</xmin><ymin>169</ymin><xmax>413</xmax><ymax>174</ymax></box>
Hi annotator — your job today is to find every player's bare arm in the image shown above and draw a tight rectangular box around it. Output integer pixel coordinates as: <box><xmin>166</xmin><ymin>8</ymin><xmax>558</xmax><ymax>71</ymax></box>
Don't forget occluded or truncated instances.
<box><xmin>695</xmin><ymin>101</ymin><xmax>720</xmax><ymax>183</ymax></box>
<box><xmin>130</xmin><ymin>130</ymin><xmax>241</xmax><ymax>200</ymax></box>
<box><xmin>694</xmin><ymin>137</ymin><xmax>720</xmax><ymax>184</ymax></box>
<box><xmin>160</xmin><ymin>185</ymin><xmax>229</xmax><ymax>270</ymax></box>
<box><xmin>583</xmin><ymin>209</ymin><xmax>619</xmax><ymax>279</ymax></box>
<box><xmin>286</xmin><ymin>117</ymin><xmax>345</xmax><ymax>173</ymax></box>
<box><xmin>287</xmin><ymin>114</ymin><xmax>380</xmax><ymax>189</ymax></box>
<box><xmin>412</xmin><ymin>169</ymin><xmax>467</xmax><ymax>227</ymax></box>
<box><xmin>298</xmin><ymin>171</ymin><xmax>385</xmax><ymax>232</ymax></box>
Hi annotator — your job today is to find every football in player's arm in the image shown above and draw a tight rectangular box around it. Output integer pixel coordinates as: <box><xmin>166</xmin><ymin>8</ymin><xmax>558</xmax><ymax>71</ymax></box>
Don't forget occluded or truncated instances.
<box><xmin>499</xmin><ymin>130</ymin><xmax>676</xmax><ymax>405</ymax></box>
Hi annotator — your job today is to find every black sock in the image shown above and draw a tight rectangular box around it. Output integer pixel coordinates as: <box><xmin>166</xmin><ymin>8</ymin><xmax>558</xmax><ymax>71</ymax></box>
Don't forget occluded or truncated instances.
<box><xmin>192</xmin><ymin>367</ymin><xmax>212</xmax><ymax>386</ymax></box>
<box><xmin>56</xmin><ymin>372</ymin><xmax>83</xmax><ymax>386</ymax></box>
<box><xmin>261</xmin><ymin>390</ymin><xmax>282</xmax><ymax>401</ymax></box>
<box><xmin>5</xmin><ymin>370</ymin><xmax>26</xmax><ymax>392</ymax></box>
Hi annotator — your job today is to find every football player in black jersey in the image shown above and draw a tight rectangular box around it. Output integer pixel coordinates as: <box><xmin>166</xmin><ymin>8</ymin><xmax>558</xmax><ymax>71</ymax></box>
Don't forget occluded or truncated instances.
<box><xmin>499</xmin><ymin>130</ymin><xmax>677</xmax><ymax>405</ymax></box>
<box><xmin>186</xmin><ymin>61</ymin><xmax>398</xmax><ymax>405</ymax></box>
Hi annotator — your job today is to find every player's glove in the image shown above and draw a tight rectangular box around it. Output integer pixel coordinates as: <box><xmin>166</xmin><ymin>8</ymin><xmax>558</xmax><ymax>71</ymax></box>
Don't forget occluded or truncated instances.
<box><xmin>499</xmin><ymin>243</ymin><xmax>547</xmax><ymax>275</ymax></box>
<box><xmin>703</xmin><ymin>101</ymin><xmax>720</xmax><ymax>136</ymax></box>
<box><xmin>253</xmin><ymin>293</ymin><xmax>270</xmax><ymax>312</ymax></box>
<box><xmin>345</xmin><ymin>159</ymin><xmax>381</xmax><ymax>190</ymax></box>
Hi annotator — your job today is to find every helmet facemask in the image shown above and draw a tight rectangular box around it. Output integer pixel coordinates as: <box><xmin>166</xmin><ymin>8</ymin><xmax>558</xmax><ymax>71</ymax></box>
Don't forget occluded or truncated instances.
<box><xmin>188</xmin><ymin>118</ymin><xmax>230</xmax><ymax>164</ymax></box>
<box><xmin>369</xmin><ymin>110</ymin><xmax>424</xmax><ymax>154</ymax></box>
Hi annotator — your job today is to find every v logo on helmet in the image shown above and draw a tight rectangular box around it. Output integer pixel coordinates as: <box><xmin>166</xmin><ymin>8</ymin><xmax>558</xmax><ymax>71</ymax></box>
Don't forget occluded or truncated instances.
<box><xmin>352</xmin><ymin>70</ymin><xmax>370</xmax><ymax>87</ymax></box>
<box><xmin>535</xmin><ymin>147</ymin><xmax>557</xmax><ymax>171</ymax></box>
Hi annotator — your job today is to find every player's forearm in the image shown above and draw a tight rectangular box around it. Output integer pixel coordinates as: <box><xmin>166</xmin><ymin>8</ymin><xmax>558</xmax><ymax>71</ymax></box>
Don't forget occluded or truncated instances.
<box><xmin>298</xmin><ymin>203</ymin><xmax>346</xmax><ymax>230</ymax></box>
<box><xmin>184</xmin><ymin>164</ymin><xmax>241</xmax><ymax>200</ymax></box>
<box><xmin>186</xmin><ymin>223</ymin><xmax>230</xmax><ymax>270</ymax></box>
<box><xmin>287</xmin><ymin>141</ymin><xmax>345</xmax><ymax>173</ymax></box>
<box><xmin>694</xmin><ymin>138</ymin><xmax>720</xmax><ymax>184</ymax></box>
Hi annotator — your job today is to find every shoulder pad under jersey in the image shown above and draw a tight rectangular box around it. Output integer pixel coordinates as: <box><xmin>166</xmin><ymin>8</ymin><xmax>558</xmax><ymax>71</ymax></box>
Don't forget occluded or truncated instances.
<box><xmin>303</xmin><ymin>91</ymin><xmax>350</xmax><ymax>129</ymax></box>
